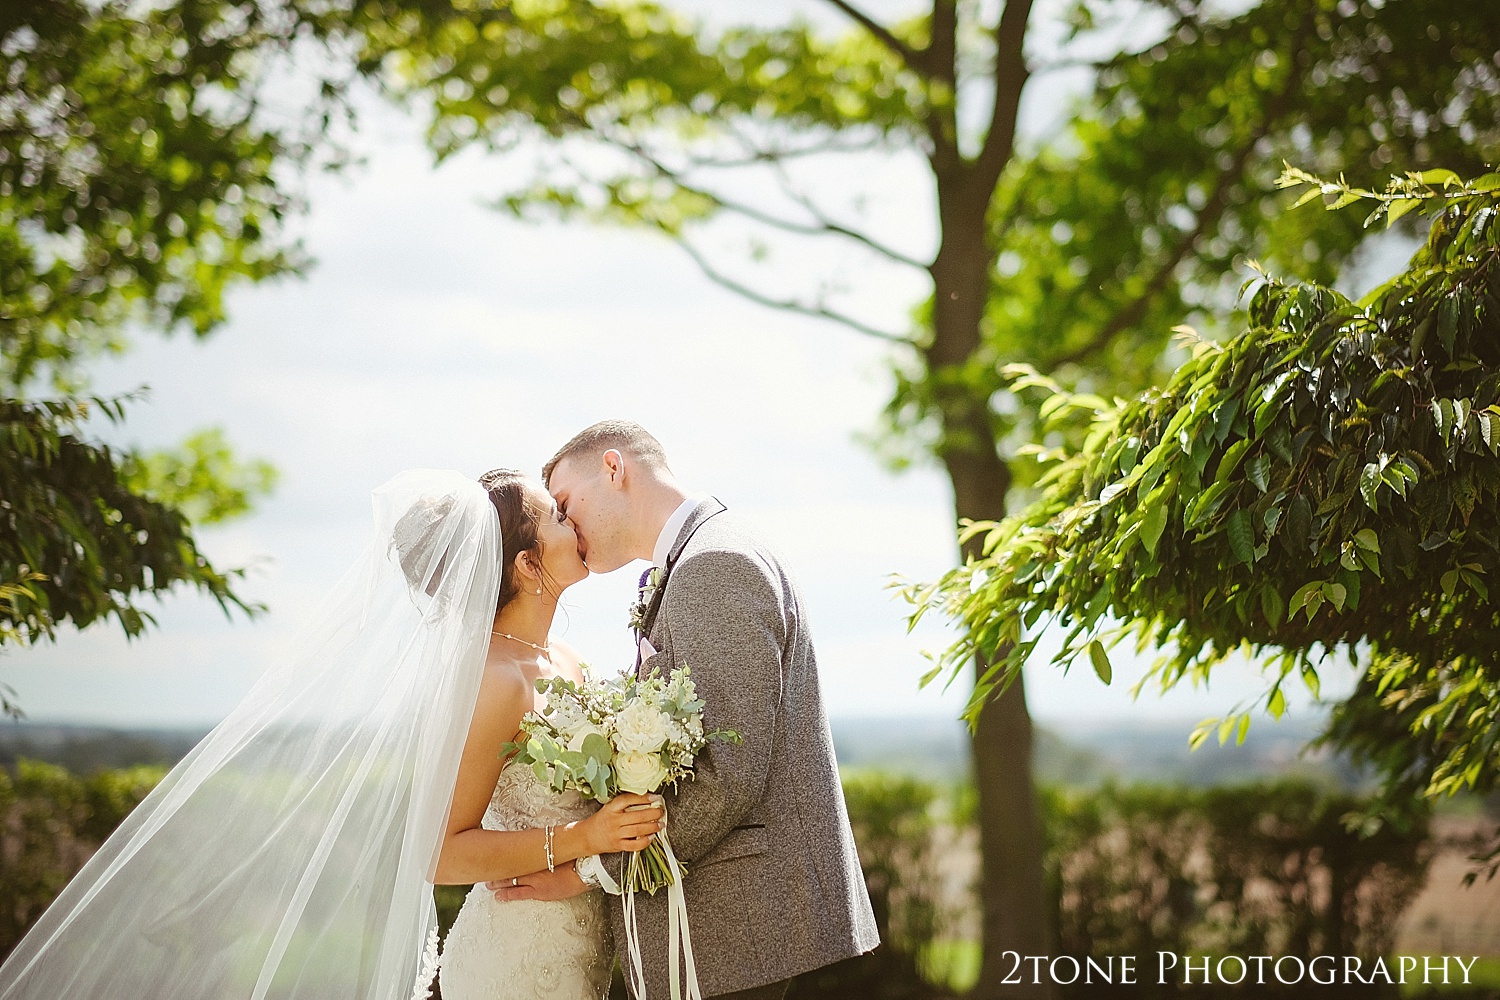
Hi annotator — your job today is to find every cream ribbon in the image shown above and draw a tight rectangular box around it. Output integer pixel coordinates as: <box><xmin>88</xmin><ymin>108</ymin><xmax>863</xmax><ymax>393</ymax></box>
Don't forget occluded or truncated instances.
<box><xmin>617</xmin><ymin>810</ymin><xmax>701</xmax><ymax>1000</ymax></box>
<box><xmin>661</xmin><ymin>830</ymin><xmax>700</xmax><ymax>1000</ymax></box>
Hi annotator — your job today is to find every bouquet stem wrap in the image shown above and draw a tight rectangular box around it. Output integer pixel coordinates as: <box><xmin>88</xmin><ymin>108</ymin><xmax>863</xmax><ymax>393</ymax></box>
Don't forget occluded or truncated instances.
<box><xmin>619</xmin><ymin>806</ymin><xmax>700</xmax><ymax>1000</ymax></box>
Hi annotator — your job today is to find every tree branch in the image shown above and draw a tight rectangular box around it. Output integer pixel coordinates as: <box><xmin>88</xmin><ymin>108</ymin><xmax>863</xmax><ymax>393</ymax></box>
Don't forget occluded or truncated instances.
<box><xmin>1047</xmin><ymin>14</ymin><xmax>1315</xmax><ymax>370</ymax></box>
<box><xmin>917</xmin><ymin>0</ymin><xmax>962</xmax><ymax>175</ymax></box>
<box><xmin>769</xmin><ymin>160</ymin><xmax>930</xmax><ymax>268</ymax></box>
<box><xmin>675</xmin><ymin>237</ymin><xmax>915</xmax><ymax>345</ymax></box>
<box><xmin>681</xmin><ymin>133</ymin><xmax>885</xmax><ymax>170</ymax></box>
<box><xmin>973</xmin><ymin>0</ymin><xmax>1036</xmax><ymax>186</ymax></box>
<box><xmin>929</xmin><ymin>0</ymin><xmax>957</xmax><ymax>86</ymax></box>
<box><xmin>819</xmin><ymin>0</ymin><xmax>927</xmax><ymax>75</ymax></box>
<box><xmin>1029</xmin><ymin>55</ymin><xmax>1110</xmax><ymax>76</ymax></box>
<box><xmin>597</xmin><ymin>131</ymin><xmax>928</xmax><ymax>270</ymax></box>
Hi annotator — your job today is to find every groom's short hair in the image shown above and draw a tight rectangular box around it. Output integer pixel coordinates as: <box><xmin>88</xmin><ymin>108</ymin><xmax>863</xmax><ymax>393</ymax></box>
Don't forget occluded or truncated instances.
<box><xmin>543</xmin><ymin>420</ymin><xmax>669</xmax><ymax>486</ymax></box>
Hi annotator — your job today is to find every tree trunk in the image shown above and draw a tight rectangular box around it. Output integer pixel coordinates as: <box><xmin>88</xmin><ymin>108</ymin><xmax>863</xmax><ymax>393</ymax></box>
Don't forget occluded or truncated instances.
<box><xmin>972</xmin><ymin>669</ymin><xmax>1049</xmax><ymax>996</ymax></box>
<box><xmin>929</xmin><ymin>175</ymin><xmax>1055</xmax><ymax>998</ymax></box>
<box><xmin>940</xmin><ymin>419</ymin><xmax>1054</xmax><ymax>1000</ymax></box>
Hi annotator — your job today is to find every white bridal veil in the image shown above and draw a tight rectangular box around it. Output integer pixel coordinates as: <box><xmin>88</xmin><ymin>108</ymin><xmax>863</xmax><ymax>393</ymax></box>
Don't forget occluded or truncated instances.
<box><xmin>0</xmin><ymin>469</ymin><xmax>501</xmax><ymax>999</ymax></box>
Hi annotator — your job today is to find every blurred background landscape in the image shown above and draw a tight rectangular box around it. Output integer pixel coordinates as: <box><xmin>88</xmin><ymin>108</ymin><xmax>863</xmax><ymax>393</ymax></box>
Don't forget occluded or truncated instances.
<box><xmin>0</xmin><ymin>714</ymin><xmax>1494</xmax><ymax>997</ymax></box>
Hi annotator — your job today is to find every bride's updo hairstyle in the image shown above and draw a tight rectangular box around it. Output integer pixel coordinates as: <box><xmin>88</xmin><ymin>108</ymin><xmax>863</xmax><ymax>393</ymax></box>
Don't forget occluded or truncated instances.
<box><xmin>478</xmin><ymin>468</ymin><xmax>546</xmax><ymax>607</ymax></box>
<box><xmin>391</xmin><ymin>494</ymin><xmax>456</xmax><ymax>597</ymax></box>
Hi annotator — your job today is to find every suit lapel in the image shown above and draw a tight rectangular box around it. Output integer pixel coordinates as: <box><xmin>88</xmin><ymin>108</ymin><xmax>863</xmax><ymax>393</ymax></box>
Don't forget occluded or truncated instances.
<box><xmin>636</xmin><ymin>497</ymin><xmax>727</xmax><ymax>670</ymax></box>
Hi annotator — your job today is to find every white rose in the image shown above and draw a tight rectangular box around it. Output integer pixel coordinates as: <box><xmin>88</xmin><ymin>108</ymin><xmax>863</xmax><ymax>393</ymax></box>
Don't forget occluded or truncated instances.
<box><xmin>614</xmin><ymin>750</ymin><xmax>668</xmax><ymax>794</ymax></box>
<box><xmin>567</xmin><ymin>723</ymin><xmax>608</xmax><ymax>754</ymax></box>
<box><xmin>612</xmin><ymin>700</ymin><xmax>672</xmax><ymax>753</ymax></box>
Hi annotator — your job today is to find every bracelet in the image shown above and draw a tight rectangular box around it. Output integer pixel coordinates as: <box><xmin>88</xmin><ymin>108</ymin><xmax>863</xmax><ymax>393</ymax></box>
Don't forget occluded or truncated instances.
<box><xmin>544</xmin><ymin>824</ymin><xmax>555</xmax><ymax>873</ymax></box>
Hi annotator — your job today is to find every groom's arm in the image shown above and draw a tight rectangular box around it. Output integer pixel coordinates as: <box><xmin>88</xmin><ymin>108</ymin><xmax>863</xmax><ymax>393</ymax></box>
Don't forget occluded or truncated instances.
<box><xmin>652</xmin><ymin>548</ymin><xmax>785</xmax><ymax>865</ymax></box>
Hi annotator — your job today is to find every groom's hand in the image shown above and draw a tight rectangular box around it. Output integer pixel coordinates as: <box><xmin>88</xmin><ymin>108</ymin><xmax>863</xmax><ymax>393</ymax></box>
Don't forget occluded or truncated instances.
<box><xmin>488</xmin><ymin>862</ymin><xmax>587</xmax><ymax>902</ymax></box>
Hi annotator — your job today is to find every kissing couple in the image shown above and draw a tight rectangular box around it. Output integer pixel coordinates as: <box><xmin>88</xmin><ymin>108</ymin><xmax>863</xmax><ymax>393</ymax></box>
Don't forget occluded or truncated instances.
<box><xmin>0</xmin><ymin>420</ymin><xmax>878</xmax><ymax>1000</ymax></box>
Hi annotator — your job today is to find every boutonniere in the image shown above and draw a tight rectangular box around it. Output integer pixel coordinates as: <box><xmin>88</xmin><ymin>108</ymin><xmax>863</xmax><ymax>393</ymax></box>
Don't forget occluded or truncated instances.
<box><xmin>629</xmin><ymin>566</ymin><xmax>664</xmax><ymax>633</ymax></box>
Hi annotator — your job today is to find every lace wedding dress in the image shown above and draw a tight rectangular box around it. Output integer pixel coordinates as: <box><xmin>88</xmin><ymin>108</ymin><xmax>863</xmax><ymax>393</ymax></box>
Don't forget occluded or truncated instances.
<box><xmin>439</xmin><ymin>762</ymin><xmax>612</xmax><ymax>1000</ymax></box>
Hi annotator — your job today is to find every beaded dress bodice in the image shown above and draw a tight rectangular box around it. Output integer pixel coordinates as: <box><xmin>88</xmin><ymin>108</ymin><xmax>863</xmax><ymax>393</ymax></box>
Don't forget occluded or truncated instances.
<box><xmin>438</xmin><ymin>764</ymin><xmax>611</xmax><ymax>1000</ymax></box>
<box><xmin>480</xmin><ymin>763</ymin><xmax>594</xmax><ymax>833</ymax></box>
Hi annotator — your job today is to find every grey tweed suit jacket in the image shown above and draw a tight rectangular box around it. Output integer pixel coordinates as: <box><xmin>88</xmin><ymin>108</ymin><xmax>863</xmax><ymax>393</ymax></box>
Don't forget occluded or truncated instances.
<box><xmin>605</xmin><ymin>499</ymin><xmax>878</xmax><ymax>998</ymax></box>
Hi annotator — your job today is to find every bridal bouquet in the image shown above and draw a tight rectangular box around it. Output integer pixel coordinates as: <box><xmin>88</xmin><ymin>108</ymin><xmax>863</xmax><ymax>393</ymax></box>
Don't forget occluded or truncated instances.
<box><xmin>504</xmin><ymin>666</ymin><xmax>740</xmax><ymax>894</ymax></box>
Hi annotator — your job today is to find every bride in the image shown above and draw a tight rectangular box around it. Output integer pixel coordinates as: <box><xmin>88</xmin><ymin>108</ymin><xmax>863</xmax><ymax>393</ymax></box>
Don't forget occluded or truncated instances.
<box><xmin>0</xmin><ymin>468</ymin><xmax>660</xmax><ymax>1000</ymax></box>
<box><xmin>436</xmin><ymin>467</ymin><xmax>661</xmax><ymax>1000</ymax></box>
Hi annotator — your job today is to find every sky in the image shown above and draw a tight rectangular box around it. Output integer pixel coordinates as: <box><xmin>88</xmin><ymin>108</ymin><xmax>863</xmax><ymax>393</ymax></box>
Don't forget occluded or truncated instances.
<box><xmin>5</xmin><ymin>0</ymin><xmax>1364</xmax><ymax>735</ymax></box>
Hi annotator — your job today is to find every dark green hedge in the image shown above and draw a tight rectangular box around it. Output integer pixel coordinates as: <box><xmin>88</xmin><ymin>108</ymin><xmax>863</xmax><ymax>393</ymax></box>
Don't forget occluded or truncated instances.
<box><xmin>0</xmin><ymin>763</ymin><xmax>1444</xmax><ymax>999</ymax></box>
<box><xmin>0</xmin><ymin>760</ymin><xmax>163</xmax><ymax>954</ymax></box>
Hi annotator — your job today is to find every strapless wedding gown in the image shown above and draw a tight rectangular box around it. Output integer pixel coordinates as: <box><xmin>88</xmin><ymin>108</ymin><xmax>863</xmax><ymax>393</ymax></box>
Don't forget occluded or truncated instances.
<box><xmin>439</xmin><ymin>763</ymin><xmax>612</xmax><ymax>1000</ymax></box>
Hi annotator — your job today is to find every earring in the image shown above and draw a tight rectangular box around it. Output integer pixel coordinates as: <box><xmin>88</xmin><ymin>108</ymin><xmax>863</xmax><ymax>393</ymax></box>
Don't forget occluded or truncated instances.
<box><xmin>535</xmin><ymin>586</ymin><xmax>543</xmax><ymax>595</ymax></box>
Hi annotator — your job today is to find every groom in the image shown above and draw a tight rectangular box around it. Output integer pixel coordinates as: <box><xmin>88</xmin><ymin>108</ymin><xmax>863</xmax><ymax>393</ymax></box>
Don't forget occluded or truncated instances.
<box><xmin>490</xmin><ymin>420</ymin><xmax>878</xmax><ymax>999</ymax></box>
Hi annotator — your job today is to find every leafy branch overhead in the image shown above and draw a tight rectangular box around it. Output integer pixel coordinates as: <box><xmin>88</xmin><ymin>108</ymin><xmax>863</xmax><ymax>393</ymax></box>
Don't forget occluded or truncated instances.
<box><xmin>125</xmin><ymin>429</ymin><xmax>280</xmax><ymax>527</ymax></box>
<box><xmin>0</xmin><ymin>0</ymin><xmax>310</xmax><ymax>686</ymax></box>
<box><xmin>903</xmin><ymin>167</ymin><xmax>1500</xmax><ymax>805</ymax></box>
<box><xmin>0</xmin><ymin>397</ymin><xmax>258</xmax><ymax>654</ymax></box>
<box><xmin>364</xmin><ymin>0</ymin><xmax>1500</xmax><ymax>479</ymax></box>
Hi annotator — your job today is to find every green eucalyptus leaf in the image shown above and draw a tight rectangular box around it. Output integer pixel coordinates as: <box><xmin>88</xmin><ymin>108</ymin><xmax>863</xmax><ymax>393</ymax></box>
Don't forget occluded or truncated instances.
<box><xmin>581</xmin><ymin>733</ymin><xmax>613</xmax><ymax>765</ymax></box>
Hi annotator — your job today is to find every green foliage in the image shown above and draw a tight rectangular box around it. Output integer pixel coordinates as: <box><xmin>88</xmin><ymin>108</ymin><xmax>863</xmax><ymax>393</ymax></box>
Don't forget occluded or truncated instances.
<box><xmin>0</xmin><ymin>396</ymin><xmax>256</xmax><ymax>652</ymax></box>
<box><xmin>0</xmin><ymin>0</ymin><xmax>315</xmax><ymax>683</ymax></box>
<box><xmin>890</xmin><ymin>0</ymin><xmax>1500</xmax><ymax>477</ymax></box>
<box><xmin>0</xmin><ymin>760</ymin><xmax>1436</xmax><ymax>992</ymax></box>
<box><xmin>905</xmin><ymin>168</ymin><xmax>1500</xmax><ymax>815</ymax></box>
<box><xmin>0</xmin><ymin>0</ymin><xmax>313</xmax><ymax>389</ymax></box>
<box><xmin>0</xmin><ymin>760</ymin><xmax>165</xmax><ymax>958</ymax></box>
<box><xmin>362</xmin><ymin>0</ymin><xmax>921</xmax><ymax>156</ymax></box>
<box><xmin>841</xmin><ymin>773</ymin><xmax>944</xmax><ymax>977</ymax></box>
<box><xmin>124</xmin><ymin>428</ymin><xmax>279</xmax><ymax>526</ymax></box>
<box><xmin>802</xmin><ymin>774</ymin><xmax>1429</xmax><ymax>998</ymax></box>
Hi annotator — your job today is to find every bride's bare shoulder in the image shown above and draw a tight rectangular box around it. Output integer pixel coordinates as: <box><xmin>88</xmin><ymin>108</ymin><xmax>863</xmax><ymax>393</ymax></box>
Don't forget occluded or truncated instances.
<box><xmin>473</xmin><ymin>654</ymin><xmax>531</xmax><ymax>719</ymax></box>
<box><xmin>548</xmin><ymin>639</ymin><xmax>591</xmax><ymax>684</ymax></box>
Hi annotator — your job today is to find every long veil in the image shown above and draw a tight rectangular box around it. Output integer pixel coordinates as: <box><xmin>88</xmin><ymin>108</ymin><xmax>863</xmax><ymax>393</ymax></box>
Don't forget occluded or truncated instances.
<box><xmin>0</xmin><ymin>469</ymin><xmax>501</xmax><ymax>999</ymax></box>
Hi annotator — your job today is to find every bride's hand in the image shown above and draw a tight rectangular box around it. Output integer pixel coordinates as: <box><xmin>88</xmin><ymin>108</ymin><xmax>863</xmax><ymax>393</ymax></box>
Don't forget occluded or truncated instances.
<box><xmin>582</xmin><ymin>793</ymin><xmax>665</xmax><ymax>854</ymax></box>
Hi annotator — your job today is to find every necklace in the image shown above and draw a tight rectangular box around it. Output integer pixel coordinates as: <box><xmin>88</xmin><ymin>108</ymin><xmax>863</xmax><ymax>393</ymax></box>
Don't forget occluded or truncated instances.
<box><xmin>491</xmin><ymin>630</ymin><xmax>551</xmax><ymax>654</ymax></box>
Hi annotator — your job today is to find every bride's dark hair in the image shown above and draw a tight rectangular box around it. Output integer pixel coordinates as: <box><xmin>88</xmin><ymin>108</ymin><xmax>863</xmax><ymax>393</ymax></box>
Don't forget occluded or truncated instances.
<box><xmin>479</xmin><ymin>468</ymin><xmax>546</xmax><ymax>607</ymax></box>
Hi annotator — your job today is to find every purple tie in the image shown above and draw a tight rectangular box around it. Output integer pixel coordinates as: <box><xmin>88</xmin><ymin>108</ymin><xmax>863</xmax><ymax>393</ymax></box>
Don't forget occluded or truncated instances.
<box><xmin>633</xmin><ymin>567</ymin><xmax>657</xmax><ymax>672</ymax></box>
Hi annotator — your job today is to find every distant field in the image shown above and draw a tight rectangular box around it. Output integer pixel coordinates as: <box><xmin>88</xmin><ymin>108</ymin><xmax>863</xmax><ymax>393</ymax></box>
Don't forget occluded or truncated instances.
<box><xmin>831</xmin><ymin>713</ymin><xmax>1376</xmax><ymax>790</ymax></box>
<box><xmin>0</xmin><ymin>714</ymin><xmax>1419</xmax><ymax>790</ymax></box>
<box><xmin>0</xmin><ymin>721</ymin><xmax>209</xmax><ymax>774</ymax></box>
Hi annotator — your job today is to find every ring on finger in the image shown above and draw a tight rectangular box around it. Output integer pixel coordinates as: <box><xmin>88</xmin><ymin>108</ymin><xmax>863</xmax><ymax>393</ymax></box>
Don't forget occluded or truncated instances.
<box><xmin>511</xmin><ymin>877</ymin><xmax>518</xmax><ymax>887</ymax></box>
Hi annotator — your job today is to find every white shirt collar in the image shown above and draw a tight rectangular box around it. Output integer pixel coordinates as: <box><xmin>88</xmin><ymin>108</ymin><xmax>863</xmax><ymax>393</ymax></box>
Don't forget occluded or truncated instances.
<box><xmin>652</xmin><ymin>496</ymin><xmax>700</xmax><ymax>568</ymax></box>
